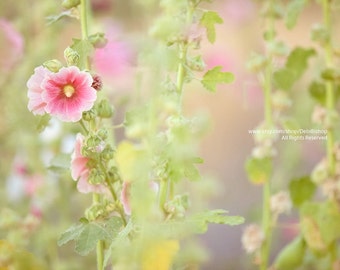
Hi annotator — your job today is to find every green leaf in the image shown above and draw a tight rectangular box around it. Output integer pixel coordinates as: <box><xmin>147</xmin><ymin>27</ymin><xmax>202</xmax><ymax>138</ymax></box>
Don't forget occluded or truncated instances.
<box><xmin>190</xmin><ymin>210</ymin><xmax>244</xmax><ymax>234</ymax></box>
<box><xmin>75</xmin><ymin>223</ymin><xmax>110</xmax><ymax>256</ymax></box>
<box><xmin>273</xmin><ymin>68</ymin><xmax>296</xmax><ymax>90</ymax></box>
<box><xmin>46</xmin><ymin>8</ymin><xmax>79</xmax><ymax>25</ymax></box>
<box><xmin>274</xmin><ymin>236</ymin><xmax>306</xmax><ymax>270</ymax></box>
<box><xmin>57</xmin><ymin>223</ymin><xmax>85</xmax><ymax>246</ymax></box>
<box><xmin>309</xmin><ymin>81</ymin><xmax>340</xmax><ymax>105</ymax></box>
<box><xmin>201</xmin><ymin>66</ymin><xmax>234</xmax><ymax>92</ymax></box>
<box><xmin>36</xmin><ymin>114</ymin><xmax>51</xmax><ymax>133</ymax></box>
<box><xmin>285</xmin><ymin>0</ymin><xmax>308</xmax><ymax>29</ymax></box>
<box><xmin>245</xmin><ymin>156</ymin><xmax>272</xmax><ymax>184</ymax></box>
<box><xmin>48</xmin><ymin>153</ymin><xmax>71</xmax><ymax>173</ymax></box>
<box><xmin>70</xmin><ymin>38</ymin><xmax>94</xmax><ymax>69</ymax></box>
<box><xmin>200</xmin><ymin>11</ymin><xmax>223</xmax><ymax>44</ymax></box>
<box><xmin>103</xmin><ymin>219</ymin><xmax>133</xmax><ymax>268</ymax></box>
<box><xmin>289</xmin><ymin>176</ymin><xmax>316</xmax><ymax>207</ymax></box>
<box><xmin>301</xmin><ymin>201</ymin><xmax>340</xmax><ymax>249</ymax></box>
<box><xmin>273</xmin><ymin>47</ymin><xmax>315</xmax><ymax>90</ymax></box>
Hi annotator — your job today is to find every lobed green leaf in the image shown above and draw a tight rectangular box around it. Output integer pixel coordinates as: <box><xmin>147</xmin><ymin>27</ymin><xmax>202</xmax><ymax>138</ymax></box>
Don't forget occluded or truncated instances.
<box><xmin>201</xmin><ymin>66</ymin><xmax>234</xmax><ymax>92</ymax></box>
<box><xmin>200</xmin><ymin>11</ymin><xmax>223</xmax><ymax>44</ymax></box>
<box><xmin>273</xmin><ymin>47</ymin><xmax>315</xmax><ymax>91</ymax></box>
<box><xmin>285</xmin><ymin>0</ymin><xmax>308</xmax><ymax>30</ymax></box>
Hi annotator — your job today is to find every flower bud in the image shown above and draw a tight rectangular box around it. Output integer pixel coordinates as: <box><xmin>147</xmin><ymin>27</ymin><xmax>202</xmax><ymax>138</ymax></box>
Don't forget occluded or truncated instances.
<box><xmin>88</xmin><ymin>168</ymin><xmax>105</xmax><ymax>185</ymax></box>
<box><xmin>64</xmin><ymin>47</ymin><xmax>80</xmax><ymax>66</ymax></box>
<box><xmin>97</xmin><ymin>128</ymin><xmax>108</xmax><ymax>140</ymax></box>
<box><xmin>101</xmin><ymin>145</ymin><xmax>114</xmax><ymax>161</ymax></box>
<box><xmin>97</xmin><ymin>99</ymin><xmax>114</xmax><ymax>118</ymax></box>
<box><xmin>82</xmin><ymin>109</ymin><xmax>97</xmax><ymax>121</ymax></box>
<box><xmin>274</xmin><ymin>236</ymin><xmax>305</xmax><ymax>270</ymax></box>
<box><xmin>270</xmin><ymin>191</ymin><xmax>292</xmax><ymax>215</ymax></box>
<box><xmin>311</xmin><ymin>159</ymin><xmax>328</xmax><ymax>184</ymax></box>
<box><xmin>89</xmin><ymin>32</ymin><xmax>107</xmax><ymax>48</ymax></box>
<box><xmin>62</xmin><ymin>0</ymin><xmax>80</xmax><ymax>9</ymax></box>
<box><xmin>43</xmin><ymin>59</ymin><xmax>63</xmax><ymax>72</ymax></box>
<box><xmin>241</xmin><ymin>224</ymin><xmax>264</xmax><ymax>254</ymax></box>
<box><xmin>85</xmin><ymin>136</ymin><xmax>101</xmax><ymax>148</ymax></box>
<box><xmin>91</xmin><ymin>74</ymin><xmax>103</xmax><ymax>91</ymax></box>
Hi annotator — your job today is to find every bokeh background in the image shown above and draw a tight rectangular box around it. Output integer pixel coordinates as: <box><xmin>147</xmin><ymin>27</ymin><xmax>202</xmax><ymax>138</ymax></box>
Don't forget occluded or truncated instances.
<box><xmin>0</xmin><ymin>0</ymin><xmax>334</xmax><ymax>269</ymax></box>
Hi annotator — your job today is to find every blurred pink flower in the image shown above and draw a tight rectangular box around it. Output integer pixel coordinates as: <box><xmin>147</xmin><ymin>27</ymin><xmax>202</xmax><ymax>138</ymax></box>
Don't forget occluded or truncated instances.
<box><xmin>71</xmin><ymin>134</ymin><xmax>106</xmax><ymax>194</ymax></box>
<box><xmin>0</xmin><ymin>19</ymin><xmax>24</xmax><ymax>71</ymax></box>
<box><xmin>120</xmin><ymin>181</ymin><xmax>131</xmax><ymax>215</ymax></box>
<box><xmin>42</xmin><ymin>66</ymin><xmax>97</xmax><ymax>122</ymax></box>
<box><xmin>24</xmin><ymin>174</ymin><xmax>43</xmax><ymax>197</ymax></box>
<box><xmin>221</xmin><ymin>0</ymin><xmax>255</xmax><ymax>24</ymax></box>
<box><xmin>27</xmin><ymin>66</ymin><xmax>52</xmax><ymax>115</ymax></box>
<box><xmin>93</xmin><ymin>21</ymin><xmax>133</xmax><ymax>89</ymax></box>
<box><xmin>93</xmin><ymin>40</ymin><xmax>131</xmax><ymax>77</ymax></box>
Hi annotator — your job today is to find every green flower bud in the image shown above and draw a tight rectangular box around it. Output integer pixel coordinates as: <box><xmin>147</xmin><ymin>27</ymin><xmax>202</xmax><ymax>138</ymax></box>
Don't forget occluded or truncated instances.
<box><xmin>89</xmin><ymin>32</ymin><xmax>107</xmax><ymax>48</ymax></box>
<box><xmin>85</xmin><ymin>204</ymin><xmax>105</xmax><ymax>221</ymax></box>
<box><xmin>64</xmin><ymin>46</ymin><xmax>80</xmax><ymax>66</ymax></box>
<box><xmin>101</xmin><ymin>145</ymin><xmax>114</xmax><ymax>161</ymax></box>
<box><xmin>97</xmin><ymin>99</ymin><xmax>114</xmax><ymax>118</ymax></box>
<box><xmin>85</xmin><ymin>136</ymin><xmax>101</xmax><ymax>148</ymax></box>
<box><xmin>97</xmin><ymin>129</ymin><xmax>108</xmax><ymax>140</ymax></box>
<box><xmin>88</xmin><ymin>168</ymin><xmax>105</xmax><ymax>185</ymax></box>
<box><xmin>82</xmin><ymin>109</ymin><xmax>97</xmax><ymax>121</ymax></box>
<box><xmin>62</xmin><ymin>0</ymin><xmax>80</xmax><ymax>9</ymax></box>
<box><xmin>43</xmin><ymin>59</ymin><xmax>63</xmax><ymax>72</ymax></box>
<box><xmin>274</xmin><ymin>236</ymin><xmax>305</xmax><ymax>270</ymax></box>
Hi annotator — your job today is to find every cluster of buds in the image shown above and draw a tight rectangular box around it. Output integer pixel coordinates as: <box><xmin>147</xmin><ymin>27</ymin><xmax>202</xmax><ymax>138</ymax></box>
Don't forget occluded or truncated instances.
<box><xmin>241</xmin><ymin>224</ymin><xmax>265</xmax><ymax>255</ymax></box>
<box><xmin>251</xmin><ymin>122</ymin><xmax>278</xmax><ymax>159</ymax></box>
<box><xmin>311</xmin><ymin>105</ymin><xmax>339</xmax><ymax>129</ymax></box>
<box><xmin>270</xmin><ymin>191</ymin><xmax>292</xmax><ymax>216</ymax></box>
<box><xmin>310</xmin><ymin>143</ymin><xmax>340</xmax><ymax>200</ymax></box>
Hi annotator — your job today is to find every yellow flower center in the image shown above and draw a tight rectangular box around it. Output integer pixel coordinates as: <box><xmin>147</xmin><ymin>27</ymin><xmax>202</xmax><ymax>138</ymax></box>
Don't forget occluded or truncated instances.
<box><xmin>63</xmin><ymin>85</ymin><xmax>75</xmax><ymax>98</ymax></box>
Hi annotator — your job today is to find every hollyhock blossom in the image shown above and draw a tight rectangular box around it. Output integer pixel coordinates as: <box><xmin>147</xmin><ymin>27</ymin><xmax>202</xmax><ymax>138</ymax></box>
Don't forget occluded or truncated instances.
<box><xmin>27</xmin><ymin>66</ymin><xmax>52</xmax><ymax>115</ymax></box>
<box><xmin>71</xmin><ymin>133</ymin><xmax>106</xmax><ymax>193</ymax></box>
<box><xmin>42</xmin><ymin>66</ymin><xmax>97</xmax><ymax>122</ymax></box>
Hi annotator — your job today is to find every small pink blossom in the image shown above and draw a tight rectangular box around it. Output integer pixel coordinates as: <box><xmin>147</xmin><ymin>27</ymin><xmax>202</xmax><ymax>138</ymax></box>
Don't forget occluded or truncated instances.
<box><xmin>120</xmin><ymin>181</ymin><xmax>131</xmax><ymax>215</ymax></box>
<box><xmin>71</xmin><ymin>134</ymin><xmax>106</xmax><ymax>194</ymax></box>
<box><xmin>27</xmin><ymin>66</ymin><xmax>52</xmax><ymax>115</ymax></box>
<box><xmin>42</xmin><ymin>66</ymin><xmax>97</xmax><ymax>122</ymax></box>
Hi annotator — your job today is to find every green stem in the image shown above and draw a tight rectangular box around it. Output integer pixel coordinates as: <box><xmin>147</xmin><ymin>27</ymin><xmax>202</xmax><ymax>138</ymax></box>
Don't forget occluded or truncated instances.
<box><xmin>80</xmin><ymin>0</ymin><xmax>90</xmax><ymax>69</ymax></box>
<box><xmin>93</xmin><ymin>194</ymin><xmax>104</xmax><ymax>270</ymax></box>
<box><xmin>80</xmin><ymin>0</ymin><xmax>89</xmax><ymax>41</ymax></box>
<box><xmin>260</xmin><ymin>0</ymin><xmax>275</xmax><ymax>269</ymax></box>
<box><xmin>323</xmin><ymin>0</ymin><xmax>336</xmax><ymax>176</ymax></box>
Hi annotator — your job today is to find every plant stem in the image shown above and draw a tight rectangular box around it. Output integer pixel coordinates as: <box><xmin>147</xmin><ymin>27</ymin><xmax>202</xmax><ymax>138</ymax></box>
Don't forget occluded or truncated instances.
<box><xmin>322</xmin><ymin>0</ymin><xmax>338</xmax><ymax>265</ymax></box>
<box><xmin>323</xmin><ymin>0</ymin><xmax>335</xmax><ymax>176</ymax></box>
<box><xmin>260</xmin><ymin>0</ymin><xmax>275</xmax><ymax>269</ymax></box>
<box><xmin>80</xmin><ymin>1</ymin><xmax>104</xmax><ymax>268</ymax></box>
<box><xmin>80</xmin><ymin>0</ymin><xmax>90</xmax><ymax>69</ymax></box>
<box><xmin>93</xmin><ymin>193</ymin><xmax>104</xmax><ymax>270</ymax></box>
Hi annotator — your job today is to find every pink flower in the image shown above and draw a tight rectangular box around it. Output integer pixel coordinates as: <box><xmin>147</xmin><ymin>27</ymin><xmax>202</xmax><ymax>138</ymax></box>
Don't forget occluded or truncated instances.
<box><xmin>27</xmin><ymin>66</ymin><xmax>52</xmax><ymax>115</ymax></box>
<box><xmin>42</xmin><ymin>66</ymin><xmax>97</xmax><ymax>122</ymax></box>
<box><xmin>0</xmin><ymin>19</ymin><xmax>24</xmax><ymax>72</ymax></box>
<box><xmin>71</xmin><ymin>134</ymin><xmax>106</xmax><ymax>194</ymax></box>
<box><xmin>120</xmin><ymin>181</ymin><xmax>131</xmax><ymax>215</ymax></box>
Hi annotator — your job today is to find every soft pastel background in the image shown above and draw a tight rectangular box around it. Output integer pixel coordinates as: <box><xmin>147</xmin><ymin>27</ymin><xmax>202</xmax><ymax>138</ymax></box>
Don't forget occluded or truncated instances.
<box><xmin>0</xmin><ymin>0</ymin><xmax>331</xmax><ymax>269</ymax></box>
